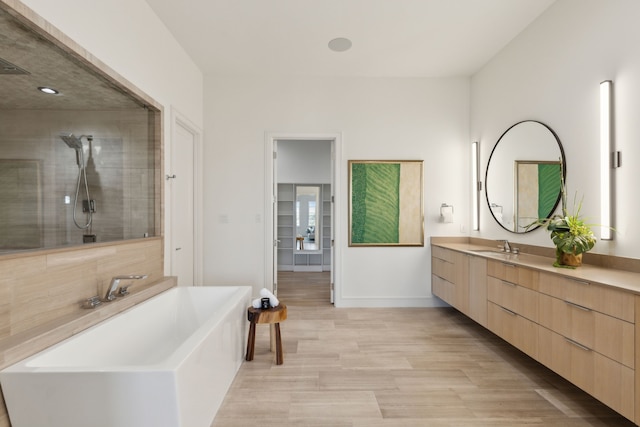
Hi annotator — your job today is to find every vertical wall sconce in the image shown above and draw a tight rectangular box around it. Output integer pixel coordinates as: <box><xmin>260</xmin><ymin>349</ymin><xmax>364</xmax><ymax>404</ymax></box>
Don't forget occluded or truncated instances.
<box><xmin>600</xmin><ymin>80</ymin><xmax>613</xmax><ymax>240</ymax></box>
<box><xmin>471</xmin><ymin>141</ymin><xmax>480</xmax><ymax>231</ymax></box>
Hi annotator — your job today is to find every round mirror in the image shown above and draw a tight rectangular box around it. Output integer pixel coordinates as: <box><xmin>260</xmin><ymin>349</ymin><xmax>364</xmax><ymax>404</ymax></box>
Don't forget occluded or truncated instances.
<box><xmin>485</xmin><ymin>120</ymin><xmax>565</xmax><ymax>233</ymax></box>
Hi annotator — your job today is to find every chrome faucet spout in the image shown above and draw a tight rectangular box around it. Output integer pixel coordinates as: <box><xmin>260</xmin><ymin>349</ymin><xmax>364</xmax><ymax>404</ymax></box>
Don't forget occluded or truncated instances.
<box><xmin>104</xmin><ymin>274</ymin><xmax>148</xmax><ymax>301</ymax></box>
<box><xmin>498</xmin><ymin>240</ymin><xmax>511</xmax><ymax>253</ymax></box>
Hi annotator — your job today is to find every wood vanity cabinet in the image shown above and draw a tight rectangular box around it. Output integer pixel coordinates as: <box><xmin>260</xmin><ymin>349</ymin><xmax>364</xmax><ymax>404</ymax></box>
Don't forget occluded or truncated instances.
<box><xmin>537</xmin><ymin>272</ymin><xmax>635</xmax><ymax>420</ymax></box>
<box><xmin>432</xmin><ymin>246</ymin><xmax>466</xmax><ymax>311</ymax></box>
<box><xmin>431</xmin><ymin>245</ymin><xmax>640</xmax><ymax>424</ymax></box>
<box><xmin>467</xmin><ymin>256</ymin><xmax>487</xmax><ymax>327</ymax></box>
<box><xmin>432</xmin><ymin>246</ymin><xmax>487</xmax><ymax>327</ymax></box>
<box><xmin>486</xmin><ymin>260</ymin><xmax>539</xmax><ymax>360</ymax></box>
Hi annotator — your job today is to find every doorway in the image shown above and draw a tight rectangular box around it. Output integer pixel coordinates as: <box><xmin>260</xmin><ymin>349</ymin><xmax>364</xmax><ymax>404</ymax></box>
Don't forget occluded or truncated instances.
<box><xmin>277</xmin><ymin>271</ymin><xmax>332</xmax><ymax>306</ymax></box>
<box><xmin>169</xmin><ymin>109</ymin><xmax>203</xmax><ymax>286</ymax></box>
<box><xmin>264</xmin><ymin>133</ymin><xmax>342</xmax><ymax>305</ymax></box>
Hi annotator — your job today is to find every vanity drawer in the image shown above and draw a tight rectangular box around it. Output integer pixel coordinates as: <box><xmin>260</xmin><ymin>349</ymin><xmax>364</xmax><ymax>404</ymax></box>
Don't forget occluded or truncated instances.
<box><xmin>487</xmin><ymin>276</ymin><xmax>538</xmax><ymax>322</ymax></box>
<box><xmin>432</xmin><ymin>246</ymin><xmax>455</xmax><ymax>263</ymax></box>
<box><xmin>538</xmin><ymin>326</ymin><xmax>634</xmax><ymax>419</ymax></box>
<box><xmin>432</xmin><ymin>274</ymin><xmax>454</xmax><ymax>306</ymax></box>
<box><xmin>432</xmin><ymin>256</ymin><xmax>455</xmax><ymax>283</ymax></box>
<box><xmin>488</xmin><ymin>301</ymin><xmax>538</xmax><ymax>360</ymax></box>
<box><xmin>538</xmin><ymin>293</ymin><xmax>634</xmax><ymax>368</ymax></box>
<box><xmin>538</xmin><ymin>272</ymin><xmax>634</xmax><ymax>323</ymax></box>
<box><xmin>487</xmin><ymin>260</ymin><xmax>538</xmax><ymax>290</ymax></box>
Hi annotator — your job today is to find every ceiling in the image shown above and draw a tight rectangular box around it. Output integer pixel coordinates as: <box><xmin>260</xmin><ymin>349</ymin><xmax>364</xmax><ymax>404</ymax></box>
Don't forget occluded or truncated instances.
<box><xmin>144</xmin><ymin>0</ymin><xmax>555</xmax><ymax>78</ymax></box>
<box><xmin>0</xmin><ymin>7</ymin><xmax>141</xmax><ymax>110</ymax></box>
<box><xmin>0</xmin><ymin>1</ymin><xmax>556</xmax><ymax>111</ymax></box>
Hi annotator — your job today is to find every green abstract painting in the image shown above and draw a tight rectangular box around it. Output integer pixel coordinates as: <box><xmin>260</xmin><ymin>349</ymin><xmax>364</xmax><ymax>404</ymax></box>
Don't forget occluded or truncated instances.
<box><xmin>537</xmin><ymin>163</ymin><xmax>562</xmax><ymax>219</ymax></box>
<box><xmin>349</xmin><ymin>160</ymin><xmax>423</xmax><ymax>246</ymax></box>
<box><xmin>515</xmin><ymin>160</ymin><xmax>562</xmax><ymax>230</ymax></box>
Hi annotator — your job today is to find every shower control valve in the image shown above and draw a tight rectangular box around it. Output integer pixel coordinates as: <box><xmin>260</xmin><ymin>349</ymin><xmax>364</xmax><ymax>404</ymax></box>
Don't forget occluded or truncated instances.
<box><xmin>83</xmin><ymin>199</ymin><xmax>96</xmax><ymax>213</ymax></box>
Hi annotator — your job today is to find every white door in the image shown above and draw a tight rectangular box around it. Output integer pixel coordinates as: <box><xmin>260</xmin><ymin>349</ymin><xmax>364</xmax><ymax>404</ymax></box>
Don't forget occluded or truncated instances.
<box><xmin>272</xmin><ymin>141</ymin><xmax>278</xmax><ymax>294</ymax></box>
<box><xmin>170</xmin><ymin>122</ymin><xmax>195</xmax><ymax>286</ymax></box>
<box><xmin>330</xmin><ymin>140</ymin><xmax>335</xmax><ymax>303</ymax></box>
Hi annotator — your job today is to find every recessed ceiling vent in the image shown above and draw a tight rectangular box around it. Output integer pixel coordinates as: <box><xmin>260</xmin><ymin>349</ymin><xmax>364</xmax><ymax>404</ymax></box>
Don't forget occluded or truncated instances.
<box><xmin>0</xmin><ymin>57</ymin><xmax>29</xmax><ymax>75</ymax></box>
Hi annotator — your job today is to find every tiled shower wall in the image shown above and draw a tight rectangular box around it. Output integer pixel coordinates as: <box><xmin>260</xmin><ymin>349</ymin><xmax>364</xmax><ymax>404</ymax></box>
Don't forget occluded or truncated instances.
<box><xmin>0</xmin><ymin>109</ymin><xmax>155</xmax><ymax>250</ymax></box>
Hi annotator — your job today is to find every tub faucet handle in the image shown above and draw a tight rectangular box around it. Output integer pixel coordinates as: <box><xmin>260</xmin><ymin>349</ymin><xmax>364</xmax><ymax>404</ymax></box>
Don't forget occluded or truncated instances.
<box><xmin>84</xmin><ymin>295</ymin><xmax>102</xmax><ymax>309</ymax></box>
<box><xmin>118</xmin><ymin>285</ymin><xmax>131</xmax><ymax>296</ymax></box>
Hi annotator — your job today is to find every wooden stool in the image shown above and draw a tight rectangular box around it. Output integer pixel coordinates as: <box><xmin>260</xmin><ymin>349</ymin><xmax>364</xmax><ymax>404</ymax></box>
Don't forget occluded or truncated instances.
<box><xmin>296</xmin><ymin>236</ymin><xmax>304</xmax><ymax>250</ymax></box>
<box><xmin>246</xmin><ymin>304</ymin><xmax>287</xmax><ymax>365</ymax></box>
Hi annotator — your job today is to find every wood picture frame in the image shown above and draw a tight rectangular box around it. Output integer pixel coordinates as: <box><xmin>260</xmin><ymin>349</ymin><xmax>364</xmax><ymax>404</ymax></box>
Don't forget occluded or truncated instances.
<box><xmin>348</xmin><ymin>160</ymin><xmax>424</xmax><ymax>246</ymax></box>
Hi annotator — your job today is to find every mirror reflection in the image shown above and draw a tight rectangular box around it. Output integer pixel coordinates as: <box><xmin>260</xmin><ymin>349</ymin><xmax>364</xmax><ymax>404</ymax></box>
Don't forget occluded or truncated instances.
<box><xmin>295</xmin><ymin>185</ymin><xmax>321</xmax><ymax>251</ymax></box>
<box><xmin>485</xmin><ymin>120</ymin><xmax>565</xmax><ymax>233</ymax></box>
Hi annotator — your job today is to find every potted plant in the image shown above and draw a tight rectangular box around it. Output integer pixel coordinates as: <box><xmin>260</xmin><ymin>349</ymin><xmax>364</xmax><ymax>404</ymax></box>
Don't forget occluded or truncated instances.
<box><xmin>528</xmin><ymin>164</ymin><xmax>596</xmax><ymax>268</ymax></box>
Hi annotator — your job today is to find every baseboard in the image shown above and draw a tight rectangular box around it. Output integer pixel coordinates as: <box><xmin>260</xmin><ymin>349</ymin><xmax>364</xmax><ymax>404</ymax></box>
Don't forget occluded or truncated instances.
<box><xmin>334</xmin><ymin>295</ymin><xmax>448</xmax><ymax>308</ymax></box>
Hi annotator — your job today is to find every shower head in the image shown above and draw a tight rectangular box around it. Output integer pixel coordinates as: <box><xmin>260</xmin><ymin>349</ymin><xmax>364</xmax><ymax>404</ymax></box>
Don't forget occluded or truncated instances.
<box><xmin>60</xmin><ymin>133</ymin><xmax>83</xmax><ymax>150</ymax></box>
<box><xmin>60</xmin><ymin>133</ymin><xmax>86</xmax><ymax>167</ymax></box>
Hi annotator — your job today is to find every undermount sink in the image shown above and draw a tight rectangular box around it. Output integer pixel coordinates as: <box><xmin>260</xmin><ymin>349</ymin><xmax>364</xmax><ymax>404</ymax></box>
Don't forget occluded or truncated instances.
<box><xmin>470</xmin><ymin>249</ymin><xmax>516</xmax><ymax>257</ymax></box>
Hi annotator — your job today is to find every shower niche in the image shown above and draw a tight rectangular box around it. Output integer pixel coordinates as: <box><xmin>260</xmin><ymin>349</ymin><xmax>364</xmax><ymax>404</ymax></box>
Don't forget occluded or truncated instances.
<box><xmin>0</xmin><ymin>5</ymin><xmax>161</xmax><ymax>252</ymax></box>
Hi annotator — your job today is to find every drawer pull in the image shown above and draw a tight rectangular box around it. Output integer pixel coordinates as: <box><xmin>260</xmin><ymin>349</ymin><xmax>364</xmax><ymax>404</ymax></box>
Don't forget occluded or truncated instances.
<box><xmin>501</xmin><ymin>262</ymin><xmax>516</xmax><ymax>268</ymax></box>
<box><xmin>564</xmin><ymin>300</ymin><xmax>591</xmax><ymax>312</ymax></box>
<box><xmin>501</xmin><ymin>280</ymin><xmax>517</xmax><ymax>287</ymax></box>
<box><xmin>565</xmin><ymin>337</ymin><xmax>592</xmax><ymax>352</ymax></box>
<box><xmin>499</xmin><ymin>306</ymin><xmax>517</xmax><ymax>316</ymax></box>
<box><xmin>568</xmin><ymin>278</ymin><xmax>590</xmax><ymax>286</ymax></box>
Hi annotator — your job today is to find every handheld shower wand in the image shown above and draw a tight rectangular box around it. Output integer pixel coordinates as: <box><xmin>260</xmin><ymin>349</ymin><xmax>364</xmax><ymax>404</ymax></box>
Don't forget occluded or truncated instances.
<box><xmin>60</xmin><ymin>133</ymin><xmax>94</xmax><ymax>230</ymax></box>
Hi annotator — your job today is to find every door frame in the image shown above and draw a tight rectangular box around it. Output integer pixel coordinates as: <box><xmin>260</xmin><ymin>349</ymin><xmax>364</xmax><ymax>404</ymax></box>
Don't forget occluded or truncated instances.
<box><xmin>168</xmin><ymin>107</ymin><xmax>203</xmax><ymax>285</ymax></box>
<box><xmin>264</xmin><ymin>132</ymin><xmax>342</xmax><ymax>304</ymax></box>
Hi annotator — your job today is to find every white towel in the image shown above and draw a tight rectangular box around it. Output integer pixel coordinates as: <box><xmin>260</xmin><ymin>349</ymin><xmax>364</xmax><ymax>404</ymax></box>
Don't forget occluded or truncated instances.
<box><xmin>259</xmin><ymin>288</ymin><xmax>280</xmax><ymax>308</ymax></box>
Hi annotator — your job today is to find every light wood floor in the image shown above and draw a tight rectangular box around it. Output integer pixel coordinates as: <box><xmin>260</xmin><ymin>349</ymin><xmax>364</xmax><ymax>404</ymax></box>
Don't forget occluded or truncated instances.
<box><xmin>212</xmin><ymin>272</ymin><xmax>634</xmax><ymax>426</ymax></box>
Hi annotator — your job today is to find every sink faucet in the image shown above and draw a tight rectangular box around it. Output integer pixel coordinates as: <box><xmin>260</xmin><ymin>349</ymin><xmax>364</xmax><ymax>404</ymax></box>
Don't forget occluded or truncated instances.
<box><xmin>498</xmin><ymin>240</ymin><xmax>511</xmax><ymax>253</ymax></box>
<box><xmin>104</xmin><ymin>274</ymin><xmax>148</xmax><ymax>301</ymax></box>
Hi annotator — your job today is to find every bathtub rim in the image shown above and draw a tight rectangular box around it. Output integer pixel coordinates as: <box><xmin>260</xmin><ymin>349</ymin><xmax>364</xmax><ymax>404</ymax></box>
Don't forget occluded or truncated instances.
<box><xmin>1</xmin><ymin>285</ymin><xmax>252</xmax><ymax>374</ymax></box>
<box><xmin>0</xmin><ymin>277</ymin><xmax>177</xmax><ymax>372</ymax></box>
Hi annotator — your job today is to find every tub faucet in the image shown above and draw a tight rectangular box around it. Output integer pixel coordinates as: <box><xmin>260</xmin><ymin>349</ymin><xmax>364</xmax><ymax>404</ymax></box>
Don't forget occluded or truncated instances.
<box><xmin>104</xmin><ymin>274</ymin><xmax>148</xmax><ymax>301</ymax></box>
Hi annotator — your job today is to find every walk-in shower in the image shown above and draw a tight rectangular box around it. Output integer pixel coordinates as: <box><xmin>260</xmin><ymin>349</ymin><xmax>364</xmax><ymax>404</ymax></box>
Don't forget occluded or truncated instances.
<box><xmin>60</xmin><ymin>133</ymin><xmax>95</xmax><ymax>233</ymax></box>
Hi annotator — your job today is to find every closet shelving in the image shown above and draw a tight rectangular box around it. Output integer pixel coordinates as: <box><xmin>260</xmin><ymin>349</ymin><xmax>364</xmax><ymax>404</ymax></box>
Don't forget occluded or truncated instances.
<box><xmin>276</xmin><ymin>183</ymin><xmax>331</xmax><ymax>272</ymax></box>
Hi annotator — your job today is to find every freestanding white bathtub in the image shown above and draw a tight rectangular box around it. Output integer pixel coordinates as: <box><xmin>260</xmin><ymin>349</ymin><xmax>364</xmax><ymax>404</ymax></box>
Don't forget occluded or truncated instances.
<box><xmin>0</xmin><ymin>286</ymin><xmax>252</xmax><ymax>427</ymax></box>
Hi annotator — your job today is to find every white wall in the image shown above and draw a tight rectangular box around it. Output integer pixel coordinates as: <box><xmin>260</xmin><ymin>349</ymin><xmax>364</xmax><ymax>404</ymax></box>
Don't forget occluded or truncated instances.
<box><xmin>471</xmin><ymin>0</ymin><xmax>640</xmax><ymax>258</ymax></box>
<box><xmin>20</xmin><ymin>0</ymin><xmax>205</xmax><ymax>273</ymax></box>
<box><xmin>204</xmin><ymin>76</ymin><xmax>470</xmax><ymax>305</ymax></box>
<box><xmin>277</xmin><ymin>140</ymin><xmax>331</xmax><ymax>184</ymax></box>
